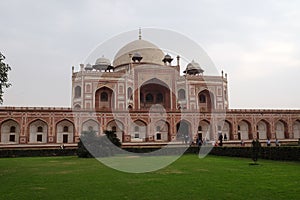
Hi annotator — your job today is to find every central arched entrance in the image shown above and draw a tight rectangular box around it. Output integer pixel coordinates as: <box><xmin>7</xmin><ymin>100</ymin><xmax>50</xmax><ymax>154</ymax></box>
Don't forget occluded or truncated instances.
<box><xmin>95</xmin><ymin>87</ymin><xmax>114</xmax><ymax>110</ymax></box>
<box><xmin>139</xmin><ymin>78</ymin><xmax>171</xmax><ymax>110</ymax></box>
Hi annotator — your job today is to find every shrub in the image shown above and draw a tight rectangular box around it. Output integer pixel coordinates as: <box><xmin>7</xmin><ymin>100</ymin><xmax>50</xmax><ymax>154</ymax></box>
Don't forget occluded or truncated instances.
<box><xmin>77</xmin><ymin>130</ymin><xmax>122</xmax><ymax>158</ymax></box>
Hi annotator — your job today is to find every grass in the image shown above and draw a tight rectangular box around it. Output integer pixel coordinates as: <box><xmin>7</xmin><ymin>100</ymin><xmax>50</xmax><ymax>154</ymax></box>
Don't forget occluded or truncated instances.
<box><xmin>0</xmin><ymin>155</ymin><xmax>299</xmax><ymax>200</ymax></box>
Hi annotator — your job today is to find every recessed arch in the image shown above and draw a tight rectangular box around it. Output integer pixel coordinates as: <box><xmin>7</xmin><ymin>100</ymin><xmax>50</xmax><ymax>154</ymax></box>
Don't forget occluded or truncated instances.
<box><xmin>106</xmin><ymin>120</ymin><xmax>124</xmax><ymax>142</ymax></box>
<box><xmin>29</xmin><ymin>119</ymin><xmax>48</xmax><ymax>143</ymax></box>
<box><xmin>154</xmin><ymin>120</ymin><xmax>170</xmax><ymax>141</ymax></box>
<box><xmin>82</xmin><ymin>119</ymin><xmax>99</xmax><ymax>135</ymax></box>
<box><xmin>237</xmin><ymin>120</ymin><xmax>252</xmax><ymax>140</ymax></box>
<box><xmin>131</xmin><ymin>120</ymin><xmax>147</xmax><ymax>142</ymax></box>
<box><xmin>176</xmin><ymin>120</ymin><xmax>192</xmax><ymax>143</ymax></box>
<box><xmin>74</xmin><ymin>86</ymin><xmax>81</xmax><ymax>98</ymax></box>
<box><xmin>56</xmin><ymin>119</ymin><xmax>74</xmax><ymax>143</ymax></box>
<box><xmin>74</xmin><ymin>104</ymin><xmax>81</xmax><ymax>110</ymax></box>
<box><xmin>178</xmin><ymin>89</ymin><xmax>186</xmax><ymax>101</ymax></box>
<box><xmin>127</xmin><ymin>87</ymin><xmax>133</xmax><ymax>100</ymax></box>
<box><xmin>293</xmin><ymin>120</ymin><xmax>300</xmax><ymax>139</ymax></box>
<box><xmin>218</xmin><ymin>120</ymin><xmax>233</xmax><ymax>140</ymax></box>
<box><xmin>256</xmin><ymin>120</ymin><xmax>271</xmax><ymax>140</ymax></box>
<box><xmin>0</xmin><ymin>119</ymin><xmax>20</xmax><ymax>144</ymax></box>
<box><xmin>95</xmin><ymin>86</ymin><xmax>114</xmax><ymax>110</ymax></box>
<box><xmin>198</xmin><ymin>89</ymin><xmax>215</xmax><ymax>112</ymax></box>
<box><xmin>139</xmin><ymin>78</ymin><xmax>172</xmax><ymax>109</ymax></box>
<box><xmin>198</xmin><ymin>120</ymin><xmax>212</xmax><ymax>141</ymax></box>
<box><xmin>275</xmin><ymin>120</ymin><xmax>288</xmax><ymax>139</ymax></box>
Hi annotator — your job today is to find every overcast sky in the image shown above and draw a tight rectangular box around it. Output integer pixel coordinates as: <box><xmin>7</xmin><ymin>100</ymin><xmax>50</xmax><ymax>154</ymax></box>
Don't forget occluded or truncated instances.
<box><xmin>1</xmin><ymin>0</ymin><xmax>299</xmax><ymax>109</ymax></box>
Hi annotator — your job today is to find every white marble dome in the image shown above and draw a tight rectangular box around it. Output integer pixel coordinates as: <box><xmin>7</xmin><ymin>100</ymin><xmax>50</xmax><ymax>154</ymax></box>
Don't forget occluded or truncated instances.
<box><xmin>113</xmin><ymin>39</ymin><xmax>165</xmax><ymax>67</ymax></box>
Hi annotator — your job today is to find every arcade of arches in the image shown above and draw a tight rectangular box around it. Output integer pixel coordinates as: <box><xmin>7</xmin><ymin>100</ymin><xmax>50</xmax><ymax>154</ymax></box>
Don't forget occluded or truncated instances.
<box><xmin>1</xmin><ymin>111</ymin><xmax>300</xmax><ymax>145</ymax></box>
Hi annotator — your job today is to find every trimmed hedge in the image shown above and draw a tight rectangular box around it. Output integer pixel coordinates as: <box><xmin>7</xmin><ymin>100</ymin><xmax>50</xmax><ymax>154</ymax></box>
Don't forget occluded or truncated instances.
<box><xmin>123</xmin><ymin>146</ymin><xmax>300</xmax><ymax>161</ymax></box>
<box><xmin>0</xmin><ymin>146</ymin><xmax>299</xmax><ymax>162</ymax></box>
<box><xmin>206</xmin><ymin>146</ymin><xmax>300</xmax><ymax>161</ymax></box>
<box><xmin>0</xmin><ymin>148</ymin><xmax>77</xmax><ymax>158</ymax></box>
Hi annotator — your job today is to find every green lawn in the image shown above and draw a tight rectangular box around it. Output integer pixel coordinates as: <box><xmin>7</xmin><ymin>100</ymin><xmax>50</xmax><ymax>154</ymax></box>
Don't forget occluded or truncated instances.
<box><xmin>0</xmin><ymin>155</ymin><xmax>299</xmax><ymax>200</ymax></box>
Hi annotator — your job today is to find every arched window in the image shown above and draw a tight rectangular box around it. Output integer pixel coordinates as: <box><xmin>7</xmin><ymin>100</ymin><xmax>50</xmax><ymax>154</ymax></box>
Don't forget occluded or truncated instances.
<box><xmin>75</xmin><ymin>86</ymin><xmax>81</xmax><ymax>98</ymax></box>
<box><xmin>74</xmin><ymin>104</ymin><xmax>81</xmax><ymax>110</ymax></box>
<box><xmin>10</xmin><ymin>126</ymin><xmax>16</xmax><ymax>133</ymax></box>
<box><xmin>199</xmin><ymin>94</ymin><xmax>206</xmax><ymax>103</ymax></box>
<box><xmin>134</xmin><ymin>126</ymin><xmax>139</xmax><ymax>132</ymax></box>
<box><xmin>63</xmin><ymin>126</ymin><xmax>69</xmax><ymax>132</ymax></box>
<box><xmin>178</xmin><ymin>89</ymin><xmax>186</xmax><ymax>100</ymax></box>
<box><xmin>156</xmin><ymin>93</ymin><xmax>163</xmax><ymax>103</ymax></box>
<box><xmin>37</xmin><ymin>126</ymin><xmax>43</xmax><ymax>132</ymax></box>
<box><xmin>100</xmin><ymin>92</ymin><xmax>108</xmax><ymax>101</ymax></box>
<box><xmin>127</xmin><ymin>87</ymin><xmax>133</xmax><ymax>100</ymax></box>
<box><xmin>146</xmin><ymin>93</ymin><xmax>153</xmax><ymax>102</ymax></box>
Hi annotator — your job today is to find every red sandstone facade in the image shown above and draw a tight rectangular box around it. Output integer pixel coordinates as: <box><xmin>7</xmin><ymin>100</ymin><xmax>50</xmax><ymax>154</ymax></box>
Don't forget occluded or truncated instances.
<box><xmin>1</xmin><ymin>37</ymin><xmax>300</xmax><ymax>146</ymax></box>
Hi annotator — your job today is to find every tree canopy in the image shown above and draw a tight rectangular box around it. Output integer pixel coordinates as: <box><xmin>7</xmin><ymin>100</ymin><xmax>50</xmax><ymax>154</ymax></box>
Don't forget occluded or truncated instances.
<box><xmin>0</xmin><ymin>52</ymin><xmax>11</xmax><ymax>104</ymax></box>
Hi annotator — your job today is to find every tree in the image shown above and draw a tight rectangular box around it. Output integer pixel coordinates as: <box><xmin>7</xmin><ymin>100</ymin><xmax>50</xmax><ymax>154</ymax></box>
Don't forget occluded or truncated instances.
<box><xmin>0</xmin><ymin>52</ymin><xmax>11</xmax><ymax>104</ymax></box>
<box><xmin>104</xmin><ymin>130</ymin><xmax>121</xmax><ymax>147</ymax></box>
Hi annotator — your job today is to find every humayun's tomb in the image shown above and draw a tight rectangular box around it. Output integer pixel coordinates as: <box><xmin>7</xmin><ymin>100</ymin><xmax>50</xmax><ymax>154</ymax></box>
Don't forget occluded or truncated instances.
<box><xmin>1</xmin><ymin>31</ymin><xmax>300</xmax><ymax>148</ymax></box>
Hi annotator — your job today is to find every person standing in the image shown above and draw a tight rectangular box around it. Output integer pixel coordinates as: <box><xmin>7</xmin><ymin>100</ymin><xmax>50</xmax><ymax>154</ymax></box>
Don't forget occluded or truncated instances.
<box><xmin>267</xmin><ymin>138</ymin><xmax>271</xmax><ymax>147</ymax></box>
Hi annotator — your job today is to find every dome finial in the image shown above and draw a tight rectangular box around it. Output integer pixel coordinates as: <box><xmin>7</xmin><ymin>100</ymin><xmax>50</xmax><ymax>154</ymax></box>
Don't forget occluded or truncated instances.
<box><xmin>138</xmin><ymin>27</ymin><xmax>142</xmax><ymax>40</ymax></box>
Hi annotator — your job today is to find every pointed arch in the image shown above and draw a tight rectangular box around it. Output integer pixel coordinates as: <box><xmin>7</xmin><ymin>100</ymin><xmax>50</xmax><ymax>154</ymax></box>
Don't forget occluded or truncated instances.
<box><xmin>198</xmin><ymin>120</ymin><xmax>212</xmax><ymax>141</ymax></box>
<box><xmin>256</xmin><ymin>119</ymin><xmax>271</xmax><ymax>140</ymax></box>
<box><xmin>275</xmin><ymin>120</ymin><xmax>288</xmax><ymax>139</ymax></box>
<box><xmin>131</xmin><ymin>120</ymin><xmax>147</xmax><ymax>142</ymax></box>
<box><xmin>218</xmin><ymin>120</ymin><xmax>233</xmax><ymax>140</ymax></box>
<box><xmin>95</xmin><ymin>86</ymin><xmax>114</xmax><ymax>110</ymax></box>
<box><xmin>176</xmin><ymin>120</ymin><xmax>192</xmax><ymax>143</ymax></box>
<box><xmin>139</xmin><ymin>78</ymin><xmax>172</xmax><ymax>109</ymax></box>
<box><xmin>74</xmin><ymin>86</ymin><xmax>81</xmax><ymax>98</ymax></box>
<box><xmin>178</xmin><ymin>89</ymin><xmax>186</xmax><ymax>101</ymax></box>
<box><xmin>238</xmin><ymin>120</ymin><xmax>252</xmax><ymax>140</ymax></box>
<box><xmin>198</xmin><ymin>89</ymin><xmax>215</xmax><ymax>112</ymax></box>
<box><xmin>106</xmin><ymin>120</ymin><xmax>125</xmax><ymax>142</ymax></box>
<box><xmin>154</xmin><ymin>120</ymin><xmax>170</xmax><ymax>141</ymax></box>
<box><xmin>0</xmin><ymin>119</ymin><xmax>20</xmax><ymax>144</ymax></box>
<box><xmin>127</xmin><ymin>87</ymin><xmax>133</xmax><ymax>100</ymax></box>
<box><xmin>56</xmin><ymin>119</ymin><xmax>75</xmax><ymax>143</ymax></box>
<box><xmin>82</xmin><ymin>119</ymin><xmax>99</xmax><ymax>135</ymax></box>
<box><xmin>29</xmin><ymin>119</ymin><xmax>48</xmax><ymax>143</ymax></box>
<box><xmin>293</xmin><ymin>120</ymin><xmax>300</xmax><ymax>139</ymax></box>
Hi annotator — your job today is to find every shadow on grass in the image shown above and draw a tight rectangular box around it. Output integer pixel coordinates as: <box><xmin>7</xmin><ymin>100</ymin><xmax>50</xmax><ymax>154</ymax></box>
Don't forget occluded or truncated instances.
<box><xmin>249</xmin><ymin>162</ymin><xmax>260</xmax><ymax>166</ymax></box>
